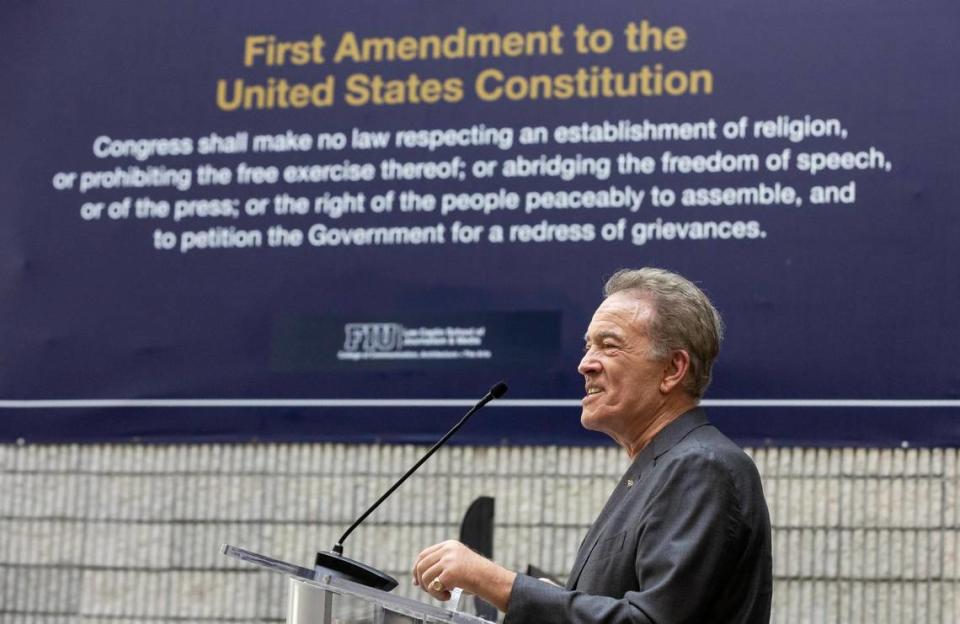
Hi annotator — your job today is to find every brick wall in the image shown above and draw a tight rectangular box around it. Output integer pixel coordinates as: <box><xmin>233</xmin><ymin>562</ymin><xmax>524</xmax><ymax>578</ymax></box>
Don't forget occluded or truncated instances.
<box><xmin>1</xmin><ymin>443</ymin><xmax>956</xmax><ymax>622</ymax></box>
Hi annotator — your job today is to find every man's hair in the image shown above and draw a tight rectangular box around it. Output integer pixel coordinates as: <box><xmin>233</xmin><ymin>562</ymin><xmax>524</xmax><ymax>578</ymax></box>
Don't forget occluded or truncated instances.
<box><xmin>603</xmin><ymin>267</ymin><xmax>724</xmax><ymax>399</ymax></box>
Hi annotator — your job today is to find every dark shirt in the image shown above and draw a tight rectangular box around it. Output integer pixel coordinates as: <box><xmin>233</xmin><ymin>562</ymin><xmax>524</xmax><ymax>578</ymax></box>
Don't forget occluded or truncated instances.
<box><xmin>504</xmin><ymin>409</ymin><xmax>772</xmax><ymax>623</ymax></box>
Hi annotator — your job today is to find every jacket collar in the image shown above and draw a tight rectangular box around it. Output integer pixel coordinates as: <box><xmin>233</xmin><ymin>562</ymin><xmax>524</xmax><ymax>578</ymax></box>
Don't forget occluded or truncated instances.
<box><xmin>627</xmin><ymin>407</ymin><xmax>710</xmax><ymax>478</ymax></box>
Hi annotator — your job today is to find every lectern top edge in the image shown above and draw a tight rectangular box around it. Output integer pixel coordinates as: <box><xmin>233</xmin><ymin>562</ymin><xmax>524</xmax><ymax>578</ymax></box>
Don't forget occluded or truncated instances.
<box><xmin>221</xmin><ymin>543</ymin><xmax>316</xmax><ymax>579</ymax></box>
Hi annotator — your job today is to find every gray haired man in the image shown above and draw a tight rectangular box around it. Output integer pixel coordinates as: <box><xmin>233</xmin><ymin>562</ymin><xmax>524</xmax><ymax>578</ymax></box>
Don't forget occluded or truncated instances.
<box><xmin>413</xmin><ymin>267</ymin><xmax>772</xmax><ymax>623</ymax></box>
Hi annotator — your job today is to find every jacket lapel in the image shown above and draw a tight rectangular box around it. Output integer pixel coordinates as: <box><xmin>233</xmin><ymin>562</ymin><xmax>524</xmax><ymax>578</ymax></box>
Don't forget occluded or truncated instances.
<box><xmin>565</xmin><ymin>446</ymin><xmax>653</xmax><ymax>589</ymax></box>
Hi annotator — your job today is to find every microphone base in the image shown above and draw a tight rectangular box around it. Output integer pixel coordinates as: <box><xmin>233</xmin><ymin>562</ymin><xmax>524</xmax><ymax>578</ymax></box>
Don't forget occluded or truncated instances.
<box><xmin>314</xmin><ymin>550</ymin><xmax>399</xmax><ymax>591</ymax></box>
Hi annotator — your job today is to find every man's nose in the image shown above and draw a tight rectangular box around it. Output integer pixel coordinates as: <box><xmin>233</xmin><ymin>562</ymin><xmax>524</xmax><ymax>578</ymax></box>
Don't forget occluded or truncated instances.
<box><xmin>578</xmin><ymin>350</ymin><xmax>601</xmax><ymax>375</ymax></box>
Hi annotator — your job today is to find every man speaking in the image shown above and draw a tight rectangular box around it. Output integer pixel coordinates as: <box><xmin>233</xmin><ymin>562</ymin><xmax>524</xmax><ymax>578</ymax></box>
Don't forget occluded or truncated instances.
<box><xmin>413</xmin><ymin>267</ymin><xmax>772</xmax><ymax>622</ymax></box>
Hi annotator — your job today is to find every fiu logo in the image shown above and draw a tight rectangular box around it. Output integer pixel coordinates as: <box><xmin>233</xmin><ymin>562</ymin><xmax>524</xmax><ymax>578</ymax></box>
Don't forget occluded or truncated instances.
<box><xmin>342</xmin><ymin>323</ymin><xmax>404</xmax><ymax>353</ymax></box>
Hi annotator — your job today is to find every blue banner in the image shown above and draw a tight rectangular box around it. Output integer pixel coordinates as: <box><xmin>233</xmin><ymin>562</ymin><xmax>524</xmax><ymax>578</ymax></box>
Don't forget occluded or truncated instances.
<box><xmin>1</xmin><ymin>0</ymin><xmax>958</xmax><ymax>445</ymax></box>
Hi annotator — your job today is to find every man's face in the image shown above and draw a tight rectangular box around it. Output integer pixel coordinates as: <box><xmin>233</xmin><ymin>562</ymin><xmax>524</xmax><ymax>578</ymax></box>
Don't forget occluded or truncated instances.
<box><xmin>578</xmin><ymin>292</ymin><xmax>668</xmax><ymax>440</ymax></box>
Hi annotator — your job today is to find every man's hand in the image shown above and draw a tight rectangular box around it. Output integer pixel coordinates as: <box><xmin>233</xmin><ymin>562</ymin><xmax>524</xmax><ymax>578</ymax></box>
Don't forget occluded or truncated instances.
<box><xmin>412</xmin><ymin>540</ymin><xmax>516</xmax><ymax>611</ymax></box>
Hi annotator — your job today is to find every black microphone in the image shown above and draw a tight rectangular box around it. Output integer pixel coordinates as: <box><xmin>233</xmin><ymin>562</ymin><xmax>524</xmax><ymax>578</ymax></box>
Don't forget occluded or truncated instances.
<box><xmin>314</xmin><ymin>381</ymin><xmax>509</xmax><ymax>591</ymax></box>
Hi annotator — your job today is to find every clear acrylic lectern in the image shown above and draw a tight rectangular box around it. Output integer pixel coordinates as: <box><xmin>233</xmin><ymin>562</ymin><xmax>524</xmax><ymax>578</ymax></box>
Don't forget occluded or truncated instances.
<box><xmin>223</xmin><ymin>544</ymin><xmax>492</xmax><ymax>624</ymax></box>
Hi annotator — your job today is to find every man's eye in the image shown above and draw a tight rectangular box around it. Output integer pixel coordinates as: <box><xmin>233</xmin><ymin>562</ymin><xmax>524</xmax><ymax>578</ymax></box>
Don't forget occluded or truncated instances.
<box><xmin>585</xmin><ymin>342</ymin><xmax>618</xmax><ymax>353</ymax></box>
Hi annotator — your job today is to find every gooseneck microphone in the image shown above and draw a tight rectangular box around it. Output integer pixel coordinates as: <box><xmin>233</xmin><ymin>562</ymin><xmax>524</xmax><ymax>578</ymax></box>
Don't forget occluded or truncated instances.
<box><xmin>314</xmin><ymin>381</ymin><xmax>509</xmax><ymax>590</ymax></box>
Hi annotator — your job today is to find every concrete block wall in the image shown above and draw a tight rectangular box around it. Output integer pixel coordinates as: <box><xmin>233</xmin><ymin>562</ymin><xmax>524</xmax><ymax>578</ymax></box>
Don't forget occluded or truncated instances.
<box><xmin>0</xmin><ymin>443</ymin><xmax>957</xmax><ymax>622</ymax></box>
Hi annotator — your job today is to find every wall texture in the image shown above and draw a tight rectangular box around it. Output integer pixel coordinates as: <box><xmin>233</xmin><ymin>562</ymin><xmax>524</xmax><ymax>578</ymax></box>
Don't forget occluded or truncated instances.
<box><xmin>0</xmin><ymin>443</ymin><xmax>956</xmax><ymax>623</ymax></box>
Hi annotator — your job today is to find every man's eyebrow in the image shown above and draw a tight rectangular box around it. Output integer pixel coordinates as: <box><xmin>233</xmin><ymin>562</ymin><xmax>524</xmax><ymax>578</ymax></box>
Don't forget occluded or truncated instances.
<box><xmin>584</xmin><ymin>330</ymin><xmax>624</xmax><ymax>343</ymax></box>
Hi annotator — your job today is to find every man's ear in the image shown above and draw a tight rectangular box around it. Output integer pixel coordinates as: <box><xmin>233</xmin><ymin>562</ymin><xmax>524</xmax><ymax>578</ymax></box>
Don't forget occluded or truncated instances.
<box><xmin>660</xmin><ymin>349</ymin><xmax>691</xmax><ymax>394</ymax></box>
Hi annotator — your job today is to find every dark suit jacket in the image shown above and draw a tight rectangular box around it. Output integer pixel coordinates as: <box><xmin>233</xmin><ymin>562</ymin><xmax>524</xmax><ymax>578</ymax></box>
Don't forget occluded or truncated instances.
<box><xmin>504</xmin><ymin>409</ymin><xmax>772</xmax><ymax>623</ymax></box>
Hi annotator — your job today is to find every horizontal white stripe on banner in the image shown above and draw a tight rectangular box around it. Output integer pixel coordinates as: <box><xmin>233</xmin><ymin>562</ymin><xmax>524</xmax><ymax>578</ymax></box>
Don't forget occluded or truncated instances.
<box><xmin>0</xmin><ymin>399</ymin><xmax>958</xmax><ymax>408</ymax></box>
